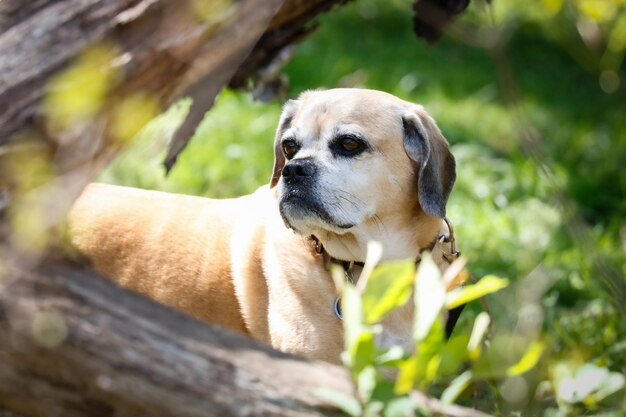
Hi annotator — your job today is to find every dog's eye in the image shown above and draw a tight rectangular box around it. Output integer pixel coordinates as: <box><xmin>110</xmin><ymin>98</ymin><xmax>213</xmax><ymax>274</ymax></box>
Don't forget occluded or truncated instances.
<box><xmin>339</xmin><ymin>136</ymin><xmax>361</xmax><ymax>152</ymax></box>
<box><xmin>333</xmin><ymin>135</ymin><xmax>367</xmax><ymax>157</ymax></box>
<box><xmin>281</xmin><ymin>140</ymin><xmax>299</xmax><ymax>159</ymax></box>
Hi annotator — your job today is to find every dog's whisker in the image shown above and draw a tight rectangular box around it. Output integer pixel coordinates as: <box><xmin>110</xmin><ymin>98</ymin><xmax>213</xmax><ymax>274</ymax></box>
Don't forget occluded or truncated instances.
<box><xmin>373</xmin><ymin>214</ymin><xmax>386</xmax><ymax>233</ymax></box>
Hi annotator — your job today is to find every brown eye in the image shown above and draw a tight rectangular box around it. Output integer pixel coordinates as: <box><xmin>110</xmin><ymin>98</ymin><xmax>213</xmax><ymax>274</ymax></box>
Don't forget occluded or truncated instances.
<box><xmin>340</xmin><ymin>137</ymin><xmax>360</xmax><ymax>152</ymax></box>
<box><xmin>281</xmin><ymin>140</ymin><xmax>299</xmax><ymax>159</ymax></box>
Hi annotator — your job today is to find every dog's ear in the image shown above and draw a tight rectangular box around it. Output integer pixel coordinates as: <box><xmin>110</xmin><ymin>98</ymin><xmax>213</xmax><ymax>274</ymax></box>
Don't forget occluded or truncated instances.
<box><xmin>402</xmin><ymin>107</ymin><xmax>456</xmax><ymax>218</ymax></box>
<box><xmin>270</xmin><ymin>99</ymin><xmax>300</xmax><ymax>188</ymax></box>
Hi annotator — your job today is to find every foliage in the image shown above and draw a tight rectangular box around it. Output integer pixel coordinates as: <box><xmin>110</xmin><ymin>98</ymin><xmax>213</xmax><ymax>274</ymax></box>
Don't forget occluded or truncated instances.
<box><xmin>100</xmin><ymin>0</ymin><xmax>626</xmax><ymax>415</ymax></box>
<box><xmin>318</xmin><ymin>252</ymin><xmax>504</xmax><ymax>414</ymax></box>
<box><xmin>319</xmin><ymin>251</ymin><xmax>624</xmax><ymax>417</ymax></box>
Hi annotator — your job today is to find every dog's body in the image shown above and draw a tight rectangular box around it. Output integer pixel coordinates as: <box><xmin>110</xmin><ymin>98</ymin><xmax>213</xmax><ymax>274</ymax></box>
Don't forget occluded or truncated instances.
<box><xmin>69</xmin><ymin>88</ymin><xmax>457</xmax><ymax>363</ymax></box>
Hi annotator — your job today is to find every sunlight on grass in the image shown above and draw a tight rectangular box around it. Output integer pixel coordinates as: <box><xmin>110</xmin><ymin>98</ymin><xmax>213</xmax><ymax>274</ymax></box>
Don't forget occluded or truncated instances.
<box><xmin>101</xmin><ymin>91</ymin><xmax>281</xmax><ymax>197</ymax></box>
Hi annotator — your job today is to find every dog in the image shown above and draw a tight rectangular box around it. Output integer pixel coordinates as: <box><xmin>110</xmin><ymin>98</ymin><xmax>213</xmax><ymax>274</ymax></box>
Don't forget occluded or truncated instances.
<box><xmin>69</xmin><ymin>88</ymin><xmax>458</xmax><ymax>363</ymax></box>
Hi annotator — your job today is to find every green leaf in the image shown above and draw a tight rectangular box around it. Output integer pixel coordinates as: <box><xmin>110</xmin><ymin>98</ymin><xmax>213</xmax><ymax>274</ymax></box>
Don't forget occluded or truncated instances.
<box><xmin>350</xmin><ymin>328</ymin><xmax>377</xmax><ymax>376</ymax></box>
<box><xmin>343</xmin><ymin>284</ymin><xmax>364</xmax><ymax>353</ymax></box>
<box><xmin>359</xmin><ymin>240</ymin><xmax>384</xmax><ymax>288</ymax></box>
<box><xmin>467</xmin><ymin>311</ymin><xmax>491</xmax><ymax>361</ymax></box>
<box><xmin>315</xmin><ymin>388</ymin><xmax>362</xmax><ymax>417</ymax></box>
<box><xmin>362</xmin><ymin>260</ymin><xmax>415</xmax><ymax>324</ymax></box>
<box><xmin>507</xmin><ymin>340</ymin><xmax>545</xmax><ymax>376</ymax></box>
<box><xmin>438</xmin><ymin>333</ymin><xmax>470</xmax><ymax>377</ymax></box>
<box><xmin>375</xmin><ymin>345</ymin><xmax>406</xmax><ymax>367</ymax></box>
<box><xmin>384</xmin><ymin>396</ymin><xmax>417</xmax><ymax>417</ymax></box>
<box><xmin>414</xmin><ymin>318</ymin><xmax>445</xmax><ymax>385</ymax></box>
<box><xmin>445</xmin><ymin>275</ymin><xmax>509</xmax><ymax>310</ymax></box>
<box><xmin>394</xmin><ymin>356</ymin><xmax>419</xmax><ymax>395</ymax></box>
<box><xmin>472</xmin><ymin>334</ymin><xmax>528</xmax><ymax>379</ymax></box>
<box><xmin>441</xmin><ymin>370</ymin><xmax>473</xmax><ymax>404</ymax></box>
<box><xmin>370</xmin><ymin>380</ymin><xmax>397</xmax><ymax>403</ymax></box>
<box><xmin>363</xmin><ymin>401</ymin><xmax>384</xmax><ymax>417</ymax></box>
<box><xmin>342</xmin><ymin>284</ymin><xmax>378</xmax><ymax>375</ymax></box>
<box><xmin>357</xmin><ymin>365</ymin><xmax>377</xmax><ymax>402</ymax></box>
<box><xmin>414</xmin><ymin>253</ymin><xmax>446</xmax><ymax>342</ymax></box>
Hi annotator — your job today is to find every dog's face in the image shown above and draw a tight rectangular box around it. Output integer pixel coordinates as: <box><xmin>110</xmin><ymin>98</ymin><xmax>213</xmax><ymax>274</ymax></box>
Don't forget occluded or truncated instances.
<box><xmin>270</xmin><ymin>88</ymin><xmax>455</xmax><ymax>253</ymax></box>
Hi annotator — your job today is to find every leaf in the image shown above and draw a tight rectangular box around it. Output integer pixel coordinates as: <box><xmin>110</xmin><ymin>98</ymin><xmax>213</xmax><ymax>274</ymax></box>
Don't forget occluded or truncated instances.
<box><xmin>44</xmin><ymin>44</ymin><xmax>118</xmax><ymax>130</ymax></box>
<box><xmin>472</xmin><ymin>334</ymin><xmax>528</xmax><ymax>379</ymax></box>
<box><xmin>342</xmin><ymin>283</ymin><xmax>377</xmax><ymax>375</ymax></box>
<box><xmin>467</xmin><ymin>311</ymin><xmax>491</xmax><ymax>361</ymax></box>
<box><xmin>394</xmin><ymin>356</ymin><xmax>419</xmax><ymax>395</ymax></box>
<box><xmin>592</xmin><ymin>371</ymin><xmax>625</xmax><ymax>403</ymax></box>
<box><xmin>357</xmin><ymin>366</ymin><xmax>377</xmax><ymax>402</ymax></box>
<box><xmin>375</xmin><ymin>345</ymin><xmax>406</xmax><ymax>367</ymax></box>
<box><xmin>425</xmin><ymin>354</ymin><xmax>442</xmax><ymax>383</ymax></box>
<box><xmin>363</xmin><ymin>401</ymin><xmax>384</xmax><ymax>417</ymax></box>
<box><xmin>445</xmin><ymin>275</ymin><xmax>509</xmax><ymax>310</ymax></box>
<box><xmin>315</xmin><ymin>388</ymin><xmax>362</xmax><ymax>417</ymax></box>
<box><xmin>608</xmin><ymin>12</ymin><xmax>626</xmax><ymax>53</ymax></box>
<box><xmin>441</xmin><ymin>370</ymin><xmax>473</xmax><ymax>404</ymax></box>
<box><xmin>362</xmin><ymin>260</ymin><xmax>415</xmax><ymax>324</ymax></box>
<box><xmin>507</xmin><ymin>340</ymin><xmax>545</xmax><ymax>376</ymax></box>
<box><xmin>110</xmin><ymin>93</ymin><xmax>159</xmax><ymax>143</ymax></box>
<box><xmin>542</xmin><ymin>0</ymin><xmax>563</xmax><ymax>13</ymax></box>
<box><xmin>384</xmin><ymin>396</ymin><xmax>417</xmax><ymax>417</ymax></box>
<box><xmin>442</xmin><ymin>256</ymin><xmax>469</xmax><ymax>290</ymax></box>
<box><xmin>330</xmin><ymin>263</ymin><xmax>348</xmax><ymax>297</ymax></box>
<box><xmin>556</xmin><ymin>363</ymin><xmax>626</xmax><ymax>404</ymax></box>
<box><xmin>414</xmin><ymin>318</ymin><xmax>445</xmax><ymax>385</ymax></box>
<box><xmin>343</xmin><ymin>284</ymin><xmax>364</xmax><ymax>353</ymax></box>
<box><xmin>371</xmin><ymin>380</ymin><xmax>397</xmax><ymax>403</ymax></box>
<box><xmin>576</xmin><ymin>0</ymin><xmax>617</xmax><ymax>23</ymax></box>
<box><xmin>357</xmin><ymin>240</ymin><xmax>384</xmax><ymax>291</ymax></box>
<box><xmin>437</xmin><ymin>334</ymin><xmax>470</xmax><ymax>377</ymax></box>
<box><xmin>414</xmin><ymin>253</ymin><xmax>446</xmax><ymax>342</ymax></box>
<box><xmin>351</xmin><ymin>331</ymin><xmax>377</xmax><ymax>376</ymax></box>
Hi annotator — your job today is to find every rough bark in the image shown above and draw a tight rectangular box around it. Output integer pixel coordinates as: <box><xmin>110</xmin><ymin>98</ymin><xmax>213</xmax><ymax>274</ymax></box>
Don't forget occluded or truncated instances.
<box><xmin>0</xmin><ymin>0</ymin><xmax>348</xmax><ymax>171</ymax></box>
<box><xmin>0</xmin><ymin>0</ymin><xmax>346</xmax><ymax>245</ymax></box>
<box><xmin>0</xmin><ymin>259</ymin><xmax>352</xmax><ymax>417</ymax></box>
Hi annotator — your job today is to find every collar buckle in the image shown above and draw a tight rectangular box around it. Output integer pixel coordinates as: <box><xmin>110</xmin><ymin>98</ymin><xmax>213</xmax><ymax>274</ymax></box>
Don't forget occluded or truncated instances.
<box><xmin>439</xmin><ymin>217</ymin><xmax>460</xmax><ymax>263</ymax></box>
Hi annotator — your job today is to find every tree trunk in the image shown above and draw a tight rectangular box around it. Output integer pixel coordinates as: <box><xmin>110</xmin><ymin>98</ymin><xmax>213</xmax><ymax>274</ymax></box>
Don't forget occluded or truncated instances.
<box><xmin>0</xmin><ymin>259</ymin><xmax>352</xmax><ymax>417</ymax></box>
<box><xmin>0</xmin><ymin>0</ymin><xmax>347</xmax><ymax>168</ymax></box>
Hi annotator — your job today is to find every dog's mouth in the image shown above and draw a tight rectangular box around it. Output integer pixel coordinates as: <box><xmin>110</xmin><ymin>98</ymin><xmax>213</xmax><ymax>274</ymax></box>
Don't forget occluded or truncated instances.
<box><xmin>279</xmin><ymin>192</ymin><xmax>354</xmax><ymax>231</ymax></box>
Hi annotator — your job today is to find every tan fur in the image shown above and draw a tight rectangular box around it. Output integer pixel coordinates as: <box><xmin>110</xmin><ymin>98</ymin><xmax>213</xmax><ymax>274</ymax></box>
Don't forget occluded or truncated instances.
<box><xmin>68</xmin><ymin>88</ymin><xmax>456</xmax><ymax>363</ymax></box>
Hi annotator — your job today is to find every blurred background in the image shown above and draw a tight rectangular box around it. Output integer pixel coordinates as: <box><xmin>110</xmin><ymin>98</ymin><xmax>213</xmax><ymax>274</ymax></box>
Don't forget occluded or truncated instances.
<box><xmin>101</xmin><ymin>0</ymin><xmax>624</xmax><ymax>411</ymax></box>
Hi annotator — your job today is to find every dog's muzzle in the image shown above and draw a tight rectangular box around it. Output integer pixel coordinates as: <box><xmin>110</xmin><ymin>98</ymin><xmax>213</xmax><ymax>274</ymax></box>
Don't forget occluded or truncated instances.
<box><xmin>278</xmin><ymin>159</ymin><xmax>352</xmax><ymax>230</ymax></box>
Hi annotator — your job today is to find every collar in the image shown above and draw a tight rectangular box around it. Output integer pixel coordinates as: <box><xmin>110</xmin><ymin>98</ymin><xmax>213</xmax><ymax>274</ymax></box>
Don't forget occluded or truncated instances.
<box><xmin>309</xmin><ymin>217</ymin><xmax>464</xmax><ymax>337</ymax></box>
<box><xmin>310</xmin><ymin>217</ymin><xmax>460</xmax><ymax>277</ymax></box>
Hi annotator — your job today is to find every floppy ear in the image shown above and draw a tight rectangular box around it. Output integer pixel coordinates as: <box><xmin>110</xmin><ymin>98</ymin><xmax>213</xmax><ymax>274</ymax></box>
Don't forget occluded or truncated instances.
<box><xmin>270</xmin><ymin>99</ymin><xmax>300</xmax><ymax>188</ymax></box>
<box><xmin>402</xmin><ymin>107</ymin><xmax>456</xmax><ymax>218</ymax></box>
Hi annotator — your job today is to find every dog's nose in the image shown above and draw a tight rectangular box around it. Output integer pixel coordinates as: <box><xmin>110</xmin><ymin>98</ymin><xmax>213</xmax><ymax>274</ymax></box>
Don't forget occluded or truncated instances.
<box><xmin>281</xmin><ymin>159</ymin><xmax>317</xmax><ymax>183</ymax></box>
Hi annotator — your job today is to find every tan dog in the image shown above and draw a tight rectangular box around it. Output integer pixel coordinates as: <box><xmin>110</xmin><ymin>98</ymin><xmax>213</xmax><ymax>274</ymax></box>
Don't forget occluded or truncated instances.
<box><xmin>69</xmin><ymin>88</ymin><xmax>457</xmax><ymax>363</ymax></box>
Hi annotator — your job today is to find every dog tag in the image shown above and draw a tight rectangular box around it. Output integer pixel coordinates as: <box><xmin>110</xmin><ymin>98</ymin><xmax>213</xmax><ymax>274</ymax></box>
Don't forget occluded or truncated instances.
<box><xmin>333</xmin><ymin>297</ymin><xmax>343</xmax><ymax>320</ymax></box>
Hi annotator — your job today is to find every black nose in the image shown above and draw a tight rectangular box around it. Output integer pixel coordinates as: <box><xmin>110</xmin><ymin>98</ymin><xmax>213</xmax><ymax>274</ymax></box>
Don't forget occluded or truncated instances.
<box><xmin>281</xmin><ymin>159</ymin><xmax>317</xmax><ymax>184</ymax></box>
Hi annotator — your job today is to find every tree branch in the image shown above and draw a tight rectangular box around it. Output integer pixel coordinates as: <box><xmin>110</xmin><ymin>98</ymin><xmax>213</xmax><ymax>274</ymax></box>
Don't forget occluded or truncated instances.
<box><xmin>0</xmin><ymin>258</ymin><xmax>352</xmax><ymax>417</ymax></box>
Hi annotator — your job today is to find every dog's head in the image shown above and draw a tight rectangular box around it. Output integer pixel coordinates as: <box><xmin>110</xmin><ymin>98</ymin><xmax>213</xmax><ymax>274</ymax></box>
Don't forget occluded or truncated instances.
<box><xmin>270</xmin><ymin>88</ymin><xmax>455</xmax><ymax>258</ymax></box>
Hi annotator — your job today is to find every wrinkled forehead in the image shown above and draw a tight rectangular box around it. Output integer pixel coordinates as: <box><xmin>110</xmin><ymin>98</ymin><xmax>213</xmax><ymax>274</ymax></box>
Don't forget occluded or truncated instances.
<box><xmin>289</xmin><ymin>90</ymin><xmax>408</xmax><ymax>141</ymax></box>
